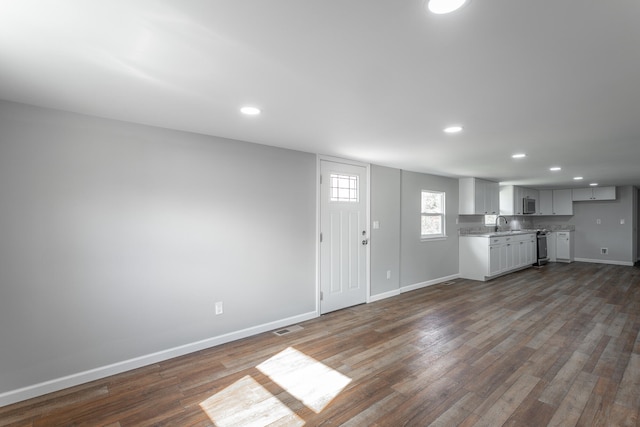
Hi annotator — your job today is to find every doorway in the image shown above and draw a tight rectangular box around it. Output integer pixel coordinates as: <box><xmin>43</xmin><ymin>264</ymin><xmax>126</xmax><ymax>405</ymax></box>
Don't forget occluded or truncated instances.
<box><xmin>319</xmin><ymin>159</ymin><xmax>369</xmax><ymax>314</ymax></box>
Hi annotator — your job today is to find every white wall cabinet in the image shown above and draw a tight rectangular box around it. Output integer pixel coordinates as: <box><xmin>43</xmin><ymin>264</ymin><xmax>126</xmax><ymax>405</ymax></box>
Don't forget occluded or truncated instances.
<box><xmin>460</xmin><ymin>233</ymin><xmax>536</xmax><ymax>281</ymax></box>
<box><xmin>539</xmin><ymin>190</ymin><xmax>553</xmax><ymax>215</ymax></box>
<box><xmin>539</xmin><ymin>189</ymin><xmax>573</xmax><ymax>215</ymax></box>
<box><xmin>459</xmin><ymin>178</ymin><xmax>499</xmax><ymax>215</ymax></box>
<box><xmin>553</xmin><ymin>189</ymin><xmax>573</xmax><ymax>215</ymax></box>
<box><xmin>572</xmin><ymin>186</ymin><xmax>616</xmax><ymax>201</ymax></box>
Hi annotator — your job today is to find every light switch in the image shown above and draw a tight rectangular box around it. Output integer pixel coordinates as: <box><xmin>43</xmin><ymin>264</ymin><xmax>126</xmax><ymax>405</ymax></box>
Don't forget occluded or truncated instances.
<box><xmin>373</xmin><ymin>221</ymin><xmax>380</xmax><ymax>229</ymax></box>
<box><xmin>621</xmin><ymin>218</ymin><xmax>625</xmax><ymax>225</ymax></box>
<box><xmin>596</xmin><ymin>218</ymin><xmax>601</xmax><ymax>224</ymax></box>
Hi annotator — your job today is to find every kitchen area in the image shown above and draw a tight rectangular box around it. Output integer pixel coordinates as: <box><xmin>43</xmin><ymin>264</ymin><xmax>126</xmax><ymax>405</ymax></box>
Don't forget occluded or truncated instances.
<box><xmin>456</xmin><ymin>177</ymin><xmax>635</xmax><ymax>282</ymax></box>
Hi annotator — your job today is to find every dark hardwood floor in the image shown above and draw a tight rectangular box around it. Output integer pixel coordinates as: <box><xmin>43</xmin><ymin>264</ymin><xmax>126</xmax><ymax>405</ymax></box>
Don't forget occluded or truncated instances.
<box><xmin>1</xmin><ymin>262</ymin><xmax>639</xmax><ymax>426</ymax></box>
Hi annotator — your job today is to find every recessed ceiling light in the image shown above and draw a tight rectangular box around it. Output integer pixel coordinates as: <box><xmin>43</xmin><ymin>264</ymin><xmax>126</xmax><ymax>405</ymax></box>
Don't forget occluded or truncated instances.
<box><xmin>549</xmin><ymin>167</ymin><xmax>562</xmax><ymax>171</ymax></box>
<box><xmin>573</xmin><ymin>176</ymin><xmax>583</xmax><ymax>180</ymax></box>
<box><xmin>590</xmin><ymin>183</ymin><xmax>599</xmax><ymax>186</ymax></box>
<box><xmin>443</xmin><ymin>126</ymin><xmax>463</xmax><ymax>133</ymax></box>
<box><xmin>427</xmin><ymin>0</ymin><xmax>468</xmax><ymax>14</ymax></box>
<box><xmin>240</xmin><ymin>106</ymin><xmax>261</xmax><ymax>115</ymax></box>
<box><xmin>512</xmin><ymin>153</ymin><xmax>527</xmax><ymax>159</ymax></box>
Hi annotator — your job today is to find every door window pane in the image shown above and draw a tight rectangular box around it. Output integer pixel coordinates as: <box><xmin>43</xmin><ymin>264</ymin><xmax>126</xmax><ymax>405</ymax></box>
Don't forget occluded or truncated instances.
<box><xmin>330</xmin><ymin>174</ymin><xmax>359</xmax><ymax>202</ymax></box>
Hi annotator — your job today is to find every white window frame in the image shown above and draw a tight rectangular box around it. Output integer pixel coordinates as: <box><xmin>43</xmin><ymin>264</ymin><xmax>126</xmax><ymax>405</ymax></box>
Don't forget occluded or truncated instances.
<box><xmin>484</xmin><ymin>214</ymin><xmax>497</xmax><ymax>226</ymax></box>
<box><xmin>421</xmin><ymin>190</ymin><xmax>446</xmax><ymax>240</ymax></box>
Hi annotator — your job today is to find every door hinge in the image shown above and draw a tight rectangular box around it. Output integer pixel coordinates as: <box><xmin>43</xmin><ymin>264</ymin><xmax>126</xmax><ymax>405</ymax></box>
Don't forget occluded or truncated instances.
<box><xmin>320</xmin><ymin>174</ymin><xmax>323</xmax><ymax>184</ymax></box>
<box><xmin>320</xmin><ymin>232</ymin><xmax>323</xmax><ymax>243</ymax></box>
<box><xmin>320</xmin><ymin>291</ymin><xmax>323</xmax><ymax>301</ymax></box>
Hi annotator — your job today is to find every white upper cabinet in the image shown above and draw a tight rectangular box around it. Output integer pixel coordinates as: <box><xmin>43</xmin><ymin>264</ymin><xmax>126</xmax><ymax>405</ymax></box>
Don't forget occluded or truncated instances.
<box><xmin>552</xmin><ymin>189</ymin><xmax>573</xmax><ymax>215</ymax></box>
<box><xmin>539</xmin><ymin>190</ymin><xmax>554</xmax><ymax>215</ymax></box>
<box><xmin>538</xmin><ymin>189</ymin><xmax>573</xmax><ymax>215</ymax></box>
<box><xmin>572</xmin><ymin>186</ymin><xmax>616</xmax><ymax>201</ymax></box>
<box><xmin>459</xmin><ymin>178</ymin><xmax>500</xmax><ymax>215</ymax></box>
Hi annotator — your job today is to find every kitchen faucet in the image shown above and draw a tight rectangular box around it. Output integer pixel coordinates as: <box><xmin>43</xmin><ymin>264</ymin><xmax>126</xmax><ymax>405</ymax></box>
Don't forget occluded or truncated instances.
<box><xmin>495</xmin><ymin>215</ymin><xmax>508</xmax><ymax>232</ymax></box>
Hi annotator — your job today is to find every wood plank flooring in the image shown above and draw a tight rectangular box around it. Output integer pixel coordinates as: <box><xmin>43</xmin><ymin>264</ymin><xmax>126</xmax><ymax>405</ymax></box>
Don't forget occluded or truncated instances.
<box><xmin>1</xmin><ymin>262</ymin><xmax>639</xmax><ymax>426</ymax></box>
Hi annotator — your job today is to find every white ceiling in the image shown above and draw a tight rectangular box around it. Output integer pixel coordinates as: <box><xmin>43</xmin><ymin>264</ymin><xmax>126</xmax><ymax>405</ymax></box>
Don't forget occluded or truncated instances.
<box><xmin>1</xmin><ymin>0</ymin><xmax>639</xmax><ymax>188</ymax></box>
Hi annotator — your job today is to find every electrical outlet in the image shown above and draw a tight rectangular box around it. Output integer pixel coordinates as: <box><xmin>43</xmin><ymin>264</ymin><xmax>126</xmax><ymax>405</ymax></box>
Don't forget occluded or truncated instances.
<box><xmin>215</xmin><ymin>301</ymin><xmax>223</xmax><ymax>315</ymax></box>
<box><xmin>601</xmin><ymin>248</ymin><xmax>608</xmax><ymax>255</ymax></box>
<box><xmin>386</xmin><ymin>270</ymin><xmax>391</xmax><ymax>279</ymax></box>
<box><xmin>596</xmin><ymin>218</ymin><xmax>601</xmax><ymax>224</ymax></box>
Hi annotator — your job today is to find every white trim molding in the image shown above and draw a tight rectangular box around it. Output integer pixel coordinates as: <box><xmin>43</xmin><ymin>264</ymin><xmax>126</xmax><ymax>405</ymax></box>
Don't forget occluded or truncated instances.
<box><xmin>401</xmin><ymin>273</ymin><xmax>461</xmax><ymax>293</ymax></box>
<box><xmin>368</xmin><ymin>289</ymin><xmax>401</xmax><ymax>303</ymax></box>
<box><xmin>574</xmin><ymin>258</ymin><xmax>634</xmax><ymax>267</ymax></box>
<box><xmin>0</xmin><ymin>311</ymin><xmax>318</xmax><ymax>408</ymax></box>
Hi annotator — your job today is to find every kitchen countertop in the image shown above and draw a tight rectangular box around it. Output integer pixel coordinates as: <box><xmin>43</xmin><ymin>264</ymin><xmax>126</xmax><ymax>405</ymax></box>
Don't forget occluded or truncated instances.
<box><xmin>460</xmin><ymin>230</ymin><xmax>537</xmax><ymax>238</ymax></box>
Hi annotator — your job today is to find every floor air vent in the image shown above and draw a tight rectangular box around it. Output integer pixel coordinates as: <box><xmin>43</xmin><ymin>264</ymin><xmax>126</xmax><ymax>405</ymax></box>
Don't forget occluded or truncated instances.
<box><xmin>440</xmin><ymin>281</ymin><xmax>456</xmax><ymax>286</ymax></box>
<box><xmin>273</xmin><ymin>325</ymin><xmax>304</xmax><ymax>336</ymax></box>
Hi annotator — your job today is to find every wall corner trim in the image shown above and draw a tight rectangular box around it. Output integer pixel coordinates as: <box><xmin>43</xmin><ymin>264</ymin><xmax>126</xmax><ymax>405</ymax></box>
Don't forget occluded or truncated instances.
<box><xmin>0</xmin><ymin>311</ymin><xmax>318</xmax><ymax>408</ymax></box>
<box><xmin>368</xmin><ymin>289</ymin><xmax>401</xmax><ymax>303</ymax></box>
<box><xmin>573</xmin><ymin>258</ymin><xmax>634</xmax><ymax>267</ymax></box>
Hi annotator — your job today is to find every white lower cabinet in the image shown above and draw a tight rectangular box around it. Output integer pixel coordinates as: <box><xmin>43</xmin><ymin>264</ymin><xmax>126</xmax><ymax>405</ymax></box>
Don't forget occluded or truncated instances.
<box><xmin>460</xmin><ymin>233</ymin><xmax>536</xmax><ymax>281</ymax></box>
<box><xmin>555</xmin><ymin>231</ymin><xmax>574</xmax><ymax>262</ymax></box>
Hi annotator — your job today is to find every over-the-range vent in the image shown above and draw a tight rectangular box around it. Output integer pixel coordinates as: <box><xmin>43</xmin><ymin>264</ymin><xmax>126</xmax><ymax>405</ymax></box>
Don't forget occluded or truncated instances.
<box><xmin>273</xmin><ymin>325</ymin><xmax>304</xmax><ymax>336</ymax></box>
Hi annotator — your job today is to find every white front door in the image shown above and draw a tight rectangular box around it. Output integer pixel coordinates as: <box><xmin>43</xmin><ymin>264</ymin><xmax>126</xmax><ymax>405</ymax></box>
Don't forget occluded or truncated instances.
<box><xmin>320</xmin><ymin>160</ymin><xmax>368</xmax><ymax>314</ymax></box>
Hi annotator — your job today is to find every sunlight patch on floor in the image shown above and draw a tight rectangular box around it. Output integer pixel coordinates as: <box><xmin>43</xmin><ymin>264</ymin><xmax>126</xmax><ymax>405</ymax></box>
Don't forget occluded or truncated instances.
<box><xmin>256</xmin><ymin>347</ymin><xmax>352</xmax><ymax>413</ymax></box>
<box><xmin>199</xmin><ymin>375</ymin><xmax>305</xmax><ymax>427</ymax></box>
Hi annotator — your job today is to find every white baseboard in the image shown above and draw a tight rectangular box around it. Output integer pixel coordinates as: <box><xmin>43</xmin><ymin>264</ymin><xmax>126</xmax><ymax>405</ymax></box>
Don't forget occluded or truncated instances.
<box><xmin>0</xmin><ymin>311</ymin><xmax>318</xmax><ymax>408</ymax></box>
<box><xmin>401</xmin><ymin>273</ymin><xmax>460</xmax><ymax>293</ymax></box>
<box><xmin>368</xmin><ymin>288</ymin><xmax>401</xmax><ymax>303</ymax></box>
<box><xmin>574</xmin><ymin>258</ymin><xmax>634</xmax><ymax>267</ymax></box>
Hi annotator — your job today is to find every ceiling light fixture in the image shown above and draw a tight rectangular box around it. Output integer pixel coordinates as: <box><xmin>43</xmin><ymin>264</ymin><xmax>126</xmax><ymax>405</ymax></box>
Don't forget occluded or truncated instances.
<box><xmin>240</xmin><ymin>106</ymin><xmax>261</xmax><ymax>115</ymax></box>
<box><xmin>427</xmin><ymin>0</ymin><xmax>468</xmax><ymax>14</ymax></box>
<box><xmin>573</xmin><ymin>176</ymin><xmax>583</xmax><ymax>180</ymax></box>
<box><xmin>590</xmin><ymin>183</ymin><xmax>599</xmax><ymax>186</ymax></box>
<box><xmin>549</xmin><ymin>167</ymin><xmax>562</xmax><ymax>171</ymax></box>
<box><xmin>443</xmin><ymin>126</ymin><xmax>463</xmax><ymax>133</ymax></box>
<box><xmin>512</xmin><ymin>153</ymin><xmax>527</xmax><ymax>159</ymax></box>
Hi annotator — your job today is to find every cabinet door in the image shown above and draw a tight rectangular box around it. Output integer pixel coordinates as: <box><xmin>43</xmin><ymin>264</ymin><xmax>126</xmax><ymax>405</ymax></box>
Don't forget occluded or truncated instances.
<box><xmin>572</xmin><ymin>188</ymin><xmax>593</xmax><ymax>201</ymax></box>
<box><xmin>514</xmin><ymin>187</ymin><xmax>524</xmax><ymax>215</ymax></box>
<box><xmin>593</xmin><ymin>187</ymin><xmax>616</xmax><ymax>200</ymax></box>
<box><xmin>485</xmin><ymin>181</ymin><xmax>499</xmax><ymax>214</ymax></box>
<box><xmin>489</xmin><ymin>245</ymin><xmax>501</xmax><ymax>275</ymax></box>
<box><xmin>474</xmin><ymin>179</ymin><xmax>486</xmax><ymax>214</ymax></box>
<box><xmin>528</xmin><ymin>237</ymin><xmax>536</xmax><ymax>264</ymax></box>
<box><xmin>516</xmin><ymin>240</ymin><xmax>526</xmax><ymax>267</ymax></box>
<box><xmin>547</xmin><ymin>233</ymin><xmax>557</xmax><ymax>261</ymax></box>
<box><xmin>539</xmin><ymin>190</ymin><xmax>553</xmax><ymax>215</ymax></box>
<box><xmin>553</xmin><ymin>189</ymin><xmax>573</xmax><ymax>215</ymax></box>
<box><xmin>499</xmin><ymin>243</ymin><xmax>509</xmax><ymax>272</ymax></box>
<box><xmin>556</xmin><ymin>232</ymin><xmax>570</xmax><ymax>259</ymax></box>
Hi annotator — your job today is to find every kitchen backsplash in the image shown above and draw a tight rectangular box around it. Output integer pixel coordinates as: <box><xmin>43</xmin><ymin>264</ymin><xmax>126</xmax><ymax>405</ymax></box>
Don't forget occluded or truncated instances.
<box><xmin>534</xmin><ymin>223</ymin><xmax>576</xmax><ymax>231</ymax></box>
<box><xmin>458</xmin><ymin>215</ymin><xmax>535</xmax><ymax>235</ymax></box>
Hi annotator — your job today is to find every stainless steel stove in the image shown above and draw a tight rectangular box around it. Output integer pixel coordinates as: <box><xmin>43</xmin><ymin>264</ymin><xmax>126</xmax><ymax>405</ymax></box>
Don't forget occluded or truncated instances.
<box><xmin>535</xmin><ymin>229</ymin><xmax>550</xmax><ymax>266</ymax></box>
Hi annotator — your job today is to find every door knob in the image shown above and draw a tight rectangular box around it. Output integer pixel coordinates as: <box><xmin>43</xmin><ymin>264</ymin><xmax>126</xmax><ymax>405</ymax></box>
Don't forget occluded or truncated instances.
<box><xmin>362</xmin><ymin>239</ymin><xmax>369</xmax><ymax>245</ymax></box>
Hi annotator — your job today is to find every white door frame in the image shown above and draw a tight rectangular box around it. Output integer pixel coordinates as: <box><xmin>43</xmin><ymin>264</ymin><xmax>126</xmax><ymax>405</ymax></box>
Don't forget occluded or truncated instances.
<box><xmin>316</xmin><ymin>155</ymin><xmax>371</xmax><ymax>315</ymax></box>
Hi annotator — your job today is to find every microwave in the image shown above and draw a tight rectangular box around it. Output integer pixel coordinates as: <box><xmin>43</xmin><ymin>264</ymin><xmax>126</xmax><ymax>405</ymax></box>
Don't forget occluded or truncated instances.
<box><xmin>523</xmin><ymin>198</ymin><xmax>536</xmax><ymax>214</ymax></box>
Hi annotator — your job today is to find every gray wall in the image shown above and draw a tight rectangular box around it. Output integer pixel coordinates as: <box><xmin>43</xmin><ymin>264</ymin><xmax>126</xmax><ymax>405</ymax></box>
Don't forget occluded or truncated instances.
<box><xmin>370</xmin><ymin>165</ymin><xmax>401</xmax><ymax>296</ymax></box>
<box><xmin>534</xmin><ymin>186</ymin><xmax>636</xmax><ymax>264</ymax></box>
<box><xmin>0</xmin><ymin>101</ymin><xmax>317</xmax><ymax>395</ymax></box>
<box><xmin>400</xmin><ymin>170</ymin><xmax>459</xmax><ymax>288</ymax></box>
